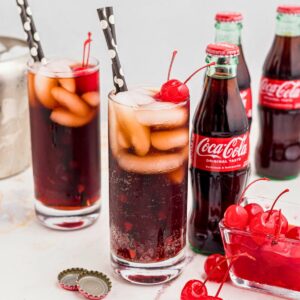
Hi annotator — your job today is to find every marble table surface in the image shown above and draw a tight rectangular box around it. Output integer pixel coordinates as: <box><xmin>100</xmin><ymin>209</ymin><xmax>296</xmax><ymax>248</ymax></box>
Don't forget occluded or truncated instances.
<box><xmin>0</xmin><ymin>125</ymin><xmax>297</xmax><ymax>300</ymax></box>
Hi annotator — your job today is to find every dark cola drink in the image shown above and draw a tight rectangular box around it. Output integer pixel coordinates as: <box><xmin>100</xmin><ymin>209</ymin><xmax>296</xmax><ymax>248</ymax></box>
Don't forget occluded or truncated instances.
<box><xmin>256</xmin><ymin>6</ymin><xmax>300</xmax><ymax>180</ymax></box>
<box><xmin>189</xmin><ymin>43</ymin><xmax>250</xmax><ymax>254</ymax></box>
<box><xmin>215</xmin><ymin>12</ymin><xmax>252</xmax><ymax>127</ymax></box>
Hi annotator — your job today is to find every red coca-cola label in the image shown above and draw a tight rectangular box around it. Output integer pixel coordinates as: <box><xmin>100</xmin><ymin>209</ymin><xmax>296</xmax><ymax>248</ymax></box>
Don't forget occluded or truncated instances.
<box><xmin>240</xmin><ymin>88</ymin><xmax>252</xmax><ymax>118</ymax></box>
<box><xmin>190</xmin><ymin>133</ymin><xmax>249</xmax><ymax>172</ymax></box>
<box><xmin>259</xmin><ymin>77</ymin><xmax>300</xmax><ymax>110</ymax></box>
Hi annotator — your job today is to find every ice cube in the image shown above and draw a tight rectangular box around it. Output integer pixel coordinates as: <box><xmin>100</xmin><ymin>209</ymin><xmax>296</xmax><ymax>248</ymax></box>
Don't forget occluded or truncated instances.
<box><xmin>117</xmin><ymin>145</ymin><xmax>188</xmax><ymax>174</ymax></box>
<box><xmin>51</xmin><ymin>87</ymin><xmax>91</xmax><ymax>117</ymax></box>
<box><xmin>113</xmin><ymin>91</ymin><xmax>137</xmax><ymax>107</ymax></box>
<box><xmin>167</xmin><ymin>166</ymin><xmax>186</xmax><ymax>184</ymax></box>
<box><xmin>34</xmin><ymin>72</ymin><xmax>58</xmax><ymax>109</ymax></box>
<box><xmin>135</xmin><ymin>106</ymin><xmax>188</xmax><ymax>128</ymax></box>
<box><xmin>130</xmin><ymin>91</ymin><xmax>154</xmax><ymax>106</ymax></box>
<box><xmin>108</xmin><ymin>101</ymin><xmax>121</xmax><ymax>157</ymax></box>
<box><xmin>143</xmin><ymin>101</ymin><xmax>175</xmax><ymax>110</ymax></box>
<box><xmin>113</xmin><ymin>101</ymin><xmax>150</xmax><ymax>156</ymax></box>
<box><xmin>151</xmin><ymin>128</ymin><xmax>189</xmax><ymax>151</ymax></box>
<box><xmin>50</xmin><ymin>107</ymin><xmax>95</xmax><ymax>127</ymax></box>
<box><xmin>132</xmin><ymin>87</ymin><xmax>159</xmax><ymax>97</ymax></box>
<box><xmin>45</xmin><ymin>58</ymin><xmax>76</xmax><ymax>76</ymax></box>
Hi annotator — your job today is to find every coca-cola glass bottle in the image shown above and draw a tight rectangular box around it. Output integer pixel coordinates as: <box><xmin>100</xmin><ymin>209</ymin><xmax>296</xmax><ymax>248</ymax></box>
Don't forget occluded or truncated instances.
<box><xmin>189</xmin><ymin>43</ymin><xmax>250</xmax><ymax>254</ymax></box>
<box><xmin>215</xmin><ymin>12</ymin><xmax>252</xmax><ymax>127</ymax></box>
<box><xmin>256</xmin><ymin>5</ymin><xmax>300</xmax><ymax>180</ymax></box>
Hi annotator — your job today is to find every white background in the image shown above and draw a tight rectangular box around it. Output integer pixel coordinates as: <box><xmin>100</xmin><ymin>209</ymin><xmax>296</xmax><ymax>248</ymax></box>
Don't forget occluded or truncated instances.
<box><xmin>1</xmin><ymin>0</ymin><xmax>295</xmax><ymax>116</ymax></box>
<box><xmin>1</xmin><ymin>1</ymin><xmax>300</xmax><ymax>300</ymax></box>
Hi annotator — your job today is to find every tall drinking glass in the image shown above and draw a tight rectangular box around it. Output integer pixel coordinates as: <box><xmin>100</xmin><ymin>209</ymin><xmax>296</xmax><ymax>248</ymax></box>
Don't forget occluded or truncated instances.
<box><xmin>27</xmin><ymin>58</ymin><xmax>101</xmax><ymax>230</ymax></box>
<box><xmin>108</xmin><ymin>87</ymin><xmax>189</xmax><ymax>284</ymax></box>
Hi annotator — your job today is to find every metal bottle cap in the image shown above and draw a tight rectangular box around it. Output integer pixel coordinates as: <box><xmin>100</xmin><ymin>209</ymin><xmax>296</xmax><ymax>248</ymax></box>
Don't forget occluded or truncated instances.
<box><xmin>77</xmin><ymin>270</ymin><xmax>112</xmax><ymax>300</ymax></box>
<box><xmin>58</xmin><ymin>268</ymin><xmax>88</xmax><ymax>291</ymax></box>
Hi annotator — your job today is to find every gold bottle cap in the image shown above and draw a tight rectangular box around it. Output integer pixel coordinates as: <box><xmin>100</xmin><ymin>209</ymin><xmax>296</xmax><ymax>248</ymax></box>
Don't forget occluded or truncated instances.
<box><xmin>77</xmin><ymin>270</ymin><xmax>112</xmax><ymax>300</ymax></box>
<box><xmin>58</xmin><ymin>268</ymin><xmax>88</xmax><ymax>291</ymax></box>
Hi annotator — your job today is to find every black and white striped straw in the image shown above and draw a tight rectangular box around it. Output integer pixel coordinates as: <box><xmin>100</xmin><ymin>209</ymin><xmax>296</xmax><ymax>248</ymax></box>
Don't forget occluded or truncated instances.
<box><xmin>16</xmin><ymin>0</ymin><xmax>45</xmax><ymax>62</ymax></box>
<box><xmin>97</xmin><ymin>7</ymin><xmax>128</xmax><ymax>92</ymax></box>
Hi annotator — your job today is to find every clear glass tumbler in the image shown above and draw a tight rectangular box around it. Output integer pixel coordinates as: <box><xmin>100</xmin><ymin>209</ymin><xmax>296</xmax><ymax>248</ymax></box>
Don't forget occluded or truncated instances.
<box><xmin>27</xmin><ymin>58</ymin><xmax>101</xmax><ymax>230</ymax></box>
<box><xmin>108</xmin><ymin>87</ymin><xmax>189</xmax><ymax>285</ymax></box>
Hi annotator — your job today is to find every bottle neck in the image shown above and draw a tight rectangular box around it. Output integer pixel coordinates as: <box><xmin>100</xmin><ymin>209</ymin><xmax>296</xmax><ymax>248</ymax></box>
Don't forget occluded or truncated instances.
<box><xmin>276</xmin><ymin>13</ymin><xmax>300</xmax><ymax>37</ymax></box>
<box><xmin>205</xmin><ymin>55</ymin><xmax>238</xmax><ymax>79</ymax></box>
<box><xmin>215</xmin><ymin>21</ymin><xmax>242</xmax><ymax>45</ymax></box>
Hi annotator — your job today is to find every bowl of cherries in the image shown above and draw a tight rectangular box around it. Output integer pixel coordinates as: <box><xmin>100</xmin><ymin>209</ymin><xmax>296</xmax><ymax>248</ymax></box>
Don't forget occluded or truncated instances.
<box><xmin>220</xmin><ymin>178</ymin><xmax>300</xmax><ymax>299</ymax></box>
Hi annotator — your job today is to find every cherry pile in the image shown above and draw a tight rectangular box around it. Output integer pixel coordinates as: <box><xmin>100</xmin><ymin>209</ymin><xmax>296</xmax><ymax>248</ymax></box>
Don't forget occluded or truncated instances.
<box><xmin>181</xmin><ymin>253</ymin><xmax>253</xmax><ymax>300</ymax></box>
<box><xmin>180</xmin><ymin>178</ymin><xmax>300</xmax><ymax>299</ymax></box>
<box><xmin>155</xmin><ymin>50</ymin><xmax>215</xmax><ymax>103</ymax></box>
<box><xmin>222</xmin><ymin>178</ymin><xmax>300</xmax><ymax>241</ymax></box>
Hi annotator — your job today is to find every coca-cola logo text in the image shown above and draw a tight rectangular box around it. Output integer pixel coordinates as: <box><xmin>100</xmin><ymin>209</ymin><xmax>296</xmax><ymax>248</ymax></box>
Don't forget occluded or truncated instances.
<box><xmin>196</xmin><ymin>135</ymin><xmax>248</xmax><ymax>159</ymax></box>
<box><xmin>260</xmin><ymin>78</ymin><xmax>300</xmax><ymax>99</ymax></box>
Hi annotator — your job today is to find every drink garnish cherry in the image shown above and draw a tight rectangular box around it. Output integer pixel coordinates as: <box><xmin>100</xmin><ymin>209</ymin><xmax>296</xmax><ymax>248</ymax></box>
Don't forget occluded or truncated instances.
<box><xmin>249</xmin><ymin>189</ymin><xmax>289</xmax><ymax>235</ymax></box>
<box><xmin>181</xmin><ymin>253</ymin><xmax>254</xmax><ymax>300</ymax></box>
<box><xmin>223</xmin><ymin>179</ymin><xmax>290</xmax><ymax>238</ymax></box>
<box><xmin>224</xmin><ymin>178</ymin><xmax>269</xmax><ymax>230</ymax></box>
<box><xmin>155</xmin><ymin>50</ymin><xmax>215</xmax><ymax>103</ymax></box>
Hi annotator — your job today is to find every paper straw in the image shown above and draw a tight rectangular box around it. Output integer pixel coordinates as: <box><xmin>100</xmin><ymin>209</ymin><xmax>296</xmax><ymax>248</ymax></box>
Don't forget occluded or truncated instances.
<box><xmin>97</xmin><ymin>7</ymin><xmax>128</xmax><ymax>92</ymax></box>
<box><xmin>105</xmin><ymin>6</ymin><xmax>119</xmax><ymax>92</ymax></box>
<box><xmin>16</xmin><ymin>0</ymin><xmax>45</xmax><ymax>62</ymax></box>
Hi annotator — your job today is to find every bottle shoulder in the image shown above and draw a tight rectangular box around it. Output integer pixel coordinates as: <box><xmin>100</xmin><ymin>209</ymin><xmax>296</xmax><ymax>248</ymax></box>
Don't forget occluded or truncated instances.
<box><xmin>237</xmin><ymin>51</ymin><xmax>251</xmax><ymax>90</ymax></box>
<box><xmin>192</xmin><ymin>77</ymin><xmax>249</xmax><ymax>136</ymax></box>
<box><xmin>263</xmin><ymin>35</ymin><xmax>300</xmax><ymax>80</ymax></box>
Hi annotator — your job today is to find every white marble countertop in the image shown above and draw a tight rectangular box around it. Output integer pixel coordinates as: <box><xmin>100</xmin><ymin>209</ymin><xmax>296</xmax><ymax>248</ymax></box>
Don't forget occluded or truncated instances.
<box><xmin>0</xmin><ymin>123</ymin><xmax>297</xmax><ymax>300</ymax></box>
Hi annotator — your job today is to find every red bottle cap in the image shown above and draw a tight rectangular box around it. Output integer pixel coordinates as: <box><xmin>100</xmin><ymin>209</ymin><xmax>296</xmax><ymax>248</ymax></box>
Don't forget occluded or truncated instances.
<box><xmin>215</xmin><ymin>12</ymin><xmax>243</xmax><ymax>22</ymax></box>
<box><xmin>277</xmin><ymin>5</ymin><xmax>300</xmax><ymax>14</ymax></box>
<box><xmin>206</xmin><ymin>43</ymin><xmax>240</xmax><ymax>56</ymax></box>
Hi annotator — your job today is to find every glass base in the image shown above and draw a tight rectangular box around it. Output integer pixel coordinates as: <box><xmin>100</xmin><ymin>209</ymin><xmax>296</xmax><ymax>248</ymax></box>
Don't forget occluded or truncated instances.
<box><xmin>189</xmin><ymin>244</ymin><xmax>224</xmax><ymax>256</ymax></box>
<box><xmin>189</xmin><ymin>241</ymin><xmax>225</xmax><ymax>256</ymax></box>
<box><xmin>111</xmin><ymin>250</ymin><xmax>186</xmax><ymax>285</ymax></box>
<box><xmin>231</xmin><ymin>272</ymin><xmax>300</xmax><ymax>299</ymax></box>
<box><xmin>35</xmin><ymin>200</ymin><xmax>101</xmax><ymax>231</ymax></box>
<box><xmin>256</xmin><ymin>171</ymin><xmax>298</xmax><ymax>181</ymax></box>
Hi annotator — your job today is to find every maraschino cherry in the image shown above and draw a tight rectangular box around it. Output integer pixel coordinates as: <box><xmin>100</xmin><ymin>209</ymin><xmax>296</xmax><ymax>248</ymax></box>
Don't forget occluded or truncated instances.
<box><xmin>181</xmin><ymin>279</ymin><xmax>208</xmax><ymax>300</ymax></box>
<box><xmin>244</xmin><ymin>203</ymin><xmax>264</xmax><ymax>220</ymax></box>
<box><xmin>156</xmin><ymin>50</ymin><xmax>215</xmax><ymax>103</ymax></box>
<box><xmin>249</xmin><ymin>189</ymin><xmax>290</xmax><ymax>236</ymax></box>
<box><xmin>181</xmin><ymin>253</ymin><xmax>254</xmax><ymax>300</ymax></box>
<box><xmin>223</xmin><ymin>178</ymin><xmax>269</xmax><ymax>229</ymax></box>
<box><xmin>286</xmin><ymin>226</ymin><xmax>300</xmax><ymax>240</ymax></box>
<box><xmin>204</xmin><ymin>254</ymin><xmax>228</xmax><ymax>283</ymax></box>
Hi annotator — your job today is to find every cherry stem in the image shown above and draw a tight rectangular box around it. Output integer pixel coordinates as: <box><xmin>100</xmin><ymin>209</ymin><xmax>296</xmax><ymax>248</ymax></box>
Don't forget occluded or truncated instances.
<box><xmin>274</xmin><ymin>209</ymin><xmax>283</xmax><ymax>238</ymax></box>
<box><xmin>167</xmin><ymin>50</ymin><xmax>178</xmax><ymax>81</ymax></box>
<box><xmin>202</xmin><ymin>253</ymin><xmax>254</xmax><ymax>287</ymax></box>
<box><xmin>213</xmin><ymin>253</ymin><xmax>255</xmax><ymax>298</ymax></box>
<box><xmin>183</xmin><ymin>62</ymin><xmax>216</xmax><ymax>84</ymax></box>
<box><xmin>82</xmin><ymin>32</ymin><xmax>92</xmax><ymax>68</ymax></box>
<box><xmin>266</xmin><ymin>189</ymin><xmax>289</xmax><ymax>221</ymax></box>
<box><xmin>237</xmin><ymin>177</ymin><xmax>270</xmax><ymax>206</ymax></box>
<box><xmin>215</xmin><ymin>260</ymin><xmax>234</xmax><ymax>298</ymax></box>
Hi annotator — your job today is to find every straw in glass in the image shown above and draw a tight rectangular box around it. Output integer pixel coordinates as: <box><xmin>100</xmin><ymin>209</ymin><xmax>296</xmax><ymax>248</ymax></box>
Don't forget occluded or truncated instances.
<box><xmin>97</xmin><ymin>7</ymin><xmax>128</xmax><ymax>92</ymax></box>
<box><xmin>105</xmin><ymin>6</ymin><xmax>120</xmax><ymax>92</ymax></box>
<box><xmin>16</xmin><ymin>0</ymin><xmax>45</xmax><ymax>62</ymax></box>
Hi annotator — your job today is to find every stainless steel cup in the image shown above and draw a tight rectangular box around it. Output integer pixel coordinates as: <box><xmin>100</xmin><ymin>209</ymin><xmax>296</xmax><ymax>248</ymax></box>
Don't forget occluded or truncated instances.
<box><xmin>0</xmin><ymin>36</ymin><xmax>30</xmax><ymax>178</ymax></box>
